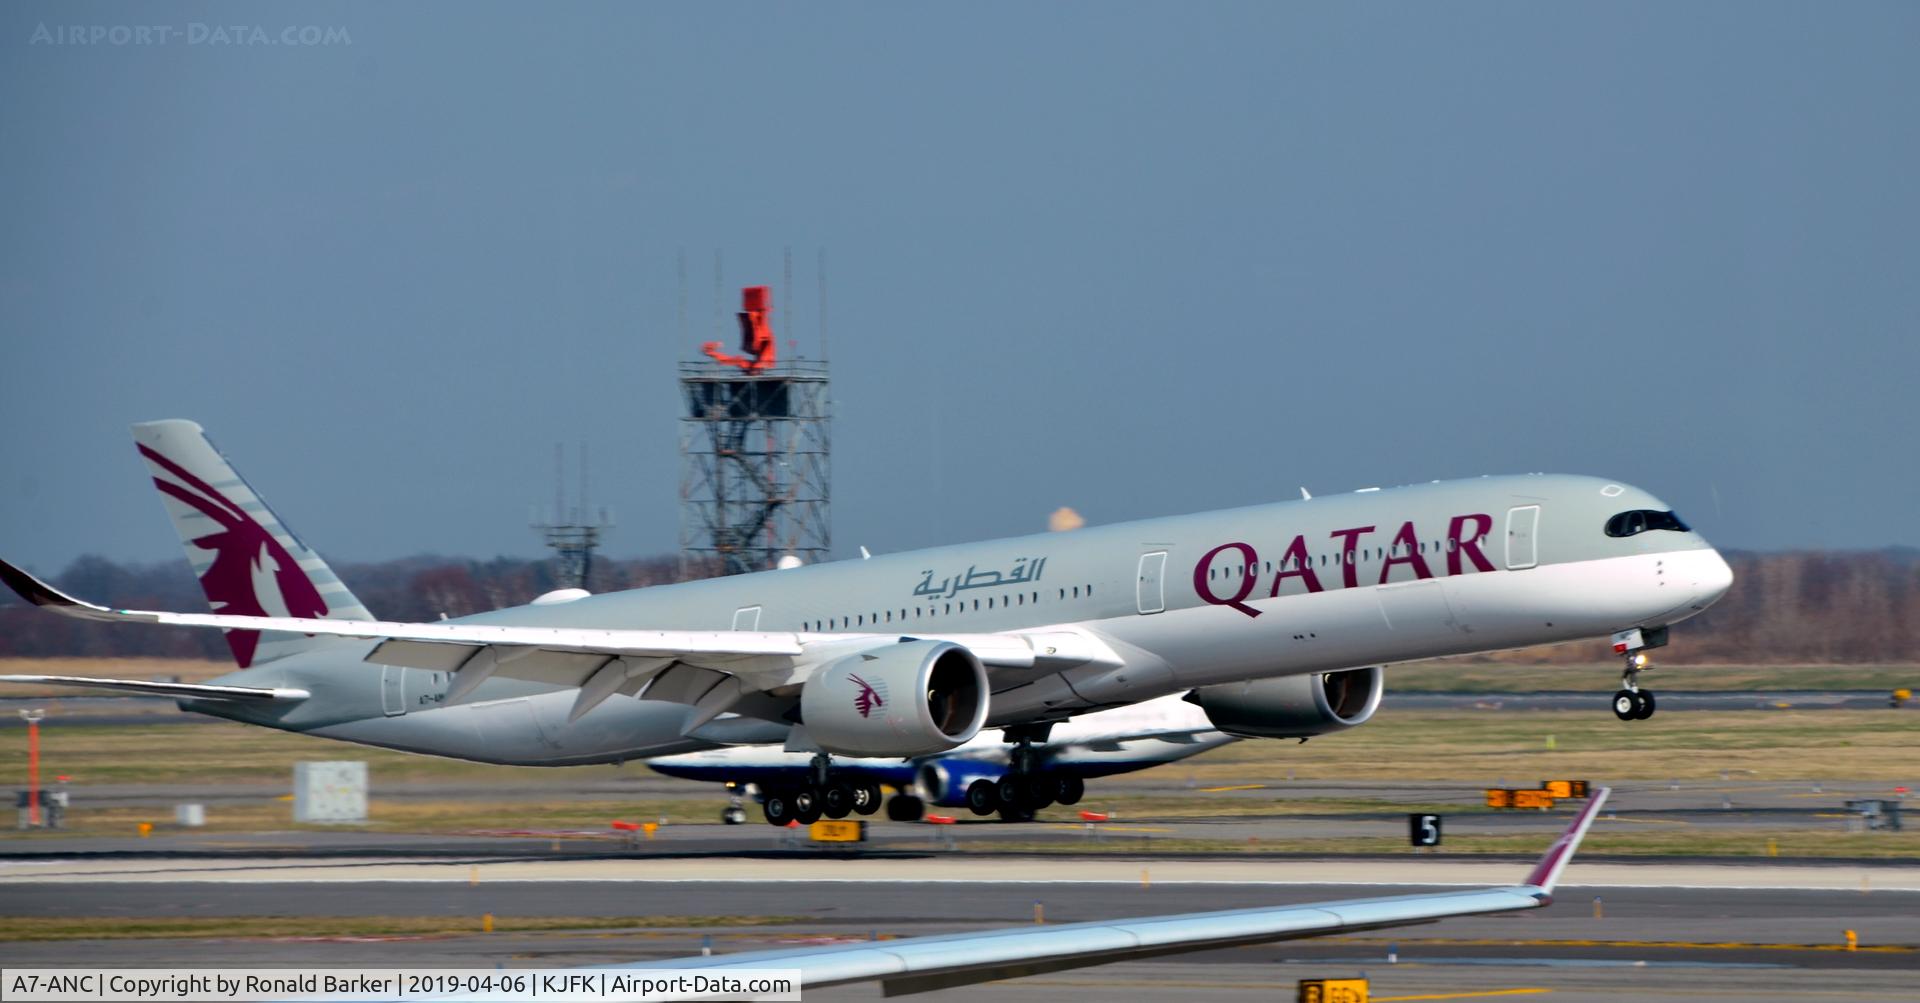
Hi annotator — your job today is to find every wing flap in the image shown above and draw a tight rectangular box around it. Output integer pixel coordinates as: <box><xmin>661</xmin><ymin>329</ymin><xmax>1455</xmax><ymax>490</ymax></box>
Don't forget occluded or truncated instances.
<box><xmin>0</xmin><ymin>557</ymin><xmax>1126</xmax><ymax>717</ymax></box>
<box><xmin>0</xmin><ymin>675</ymin><xmax>309</xmax><ymax>702</ymax></box>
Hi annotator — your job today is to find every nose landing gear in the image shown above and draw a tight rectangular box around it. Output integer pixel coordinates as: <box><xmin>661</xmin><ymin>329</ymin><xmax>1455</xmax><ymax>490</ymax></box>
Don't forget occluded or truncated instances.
<box><xmin>1610</xmin><ymin>629</ymin><xmax>1663</xmax><ymax>721</ymax></box>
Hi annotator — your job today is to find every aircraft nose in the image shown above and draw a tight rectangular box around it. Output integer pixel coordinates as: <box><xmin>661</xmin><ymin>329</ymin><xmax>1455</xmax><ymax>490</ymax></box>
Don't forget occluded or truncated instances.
<box><xmin>1693</xmin><ymin>549</ymin><xmax>1734</xmax><ymax>607</ymax></box>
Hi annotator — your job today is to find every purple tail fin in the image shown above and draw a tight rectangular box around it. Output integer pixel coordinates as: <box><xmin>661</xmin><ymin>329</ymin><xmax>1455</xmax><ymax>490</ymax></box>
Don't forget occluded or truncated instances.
<box><xmin>131</xmin><ymin>420</ymin><xmax>373</xmax><ymax>668</ymax></box>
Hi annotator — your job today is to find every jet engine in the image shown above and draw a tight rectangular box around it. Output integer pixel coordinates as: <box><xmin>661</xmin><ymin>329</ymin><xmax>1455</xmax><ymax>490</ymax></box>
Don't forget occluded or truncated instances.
<box><xmin>1185</xmin><ymin>667</ymin><xmax>1383</xmax><ymax>739</ymax></box>
<box><xmin>915</xmin><ymin>758</ymin><xmax>1005</xmax><ymax>808</ymax></box>
<box><xmin>800</xmin><ymin>639</ymin><xmax>989</xmax><ymax>757</ymax></box>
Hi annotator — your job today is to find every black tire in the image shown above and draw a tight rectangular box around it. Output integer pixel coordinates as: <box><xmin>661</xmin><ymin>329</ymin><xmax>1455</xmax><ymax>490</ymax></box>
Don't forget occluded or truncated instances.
<box><xmin>852</xmin><ymin>782</ymin><xmax>883</xmax><ymax>816</ymax></box>
<box><xmin>793</xmin><ymin>787</ymin><xmax>823</xmax><ymax>824</ymax></box>
<box><xmin>1056</xmin><ymin>775</ymin><xmax>1085</xmax><ymax>806</ymax></box>
<box><xmin>1635</xmin><ymin>690</ymin><xmax>1657</xmax><ymax>720</ymax></box>
<box><xmin>967</xmin><ymin>778</ymin><xmax>1000</xmax><ymax>816</ymax></box>
<box><xmin>822</xmin><ymin>783</ymin><xmax>854</xmax><ymax>819</ymax></box>
<box><xmin>1025</xmin><ymin>775</ymin><xmax>1056</xmax><ymax>811</ymax></box>
<box><xmin>886</xmin><ymin>794</ymin><xmax>925</xmax><ymax>822</ymax></box>
<box><xmin>1612</xmin><ymin>690</ymin><xmax>1637</xmax><ymax>721</ymax></box>
<box><xmin>763</xmin><ymin>792</ymin><xmax>794</xmax><ymax>827</ymax></box>
<box><xmin>997</xmin><ymin>776</ymin><xmax>1025</xmax><ymax>810</ymax></box>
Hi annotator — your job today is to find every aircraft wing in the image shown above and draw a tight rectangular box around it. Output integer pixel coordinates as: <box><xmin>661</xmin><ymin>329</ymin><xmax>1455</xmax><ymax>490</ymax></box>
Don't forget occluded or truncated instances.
<box><xmin>639</xmin><ymin>789</ymin><xmax>1610</xmax><ymax>997</ymax></box>
<box><xmin>0</xmin><ymin>675</ymin><xmax>309</xmax><ymax>702</ymax></box>
<box><xmin>0</xmin><ymin>559</ymin><xmax>1117</xmax><ymax>725</ymax></box>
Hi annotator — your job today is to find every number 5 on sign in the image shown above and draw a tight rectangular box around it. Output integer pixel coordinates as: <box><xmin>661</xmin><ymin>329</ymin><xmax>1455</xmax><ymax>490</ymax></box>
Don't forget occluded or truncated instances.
<box><xmin>1409</xmin><ymin>813</ymin><xmax>1442</xmax><ymax>847</ymax></box>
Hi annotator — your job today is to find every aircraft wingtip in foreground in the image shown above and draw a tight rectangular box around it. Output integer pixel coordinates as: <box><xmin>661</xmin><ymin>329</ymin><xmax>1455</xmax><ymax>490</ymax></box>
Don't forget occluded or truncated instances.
<box><xmin>572</xmin><ymin>789</ymin><xmax>1616</xmax><ymax>999</ymax></box>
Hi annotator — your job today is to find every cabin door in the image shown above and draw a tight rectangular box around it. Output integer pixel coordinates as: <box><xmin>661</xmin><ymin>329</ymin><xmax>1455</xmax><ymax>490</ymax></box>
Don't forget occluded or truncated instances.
<box><xmin>1136</xmin><ymin>551</ymin><xmax>1168</xmax><ymax>614</ymax></box>
<box><xmin>1505</xmin><ymin>505</ymin><xmax>1540</xmax><ymax>570</ymax></box>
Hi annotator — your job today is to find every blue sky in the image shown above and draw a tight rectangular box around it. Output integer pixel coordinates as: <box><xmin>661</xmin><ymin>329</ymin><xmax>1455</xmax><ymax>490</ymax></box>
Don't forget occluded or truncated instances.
<box><xmin>3</xmin><ymin>2</ymin><xmax>1917</xmax><ymax>572</ymax></box>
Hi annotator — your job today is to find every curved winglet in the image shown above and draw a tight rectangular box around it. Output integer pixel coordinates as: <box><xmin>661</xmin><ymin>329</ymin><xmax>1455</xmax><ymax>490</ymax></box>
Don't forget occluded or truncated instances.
<box><xmin>0</xmin><ymin>558</ymin><xmax>131</xmax><ymax>621</ymax></box>
<box><xmin>1522</xmin><ymin>785</ymin><xmax>1611</xmax><ymax>897</ymax></box>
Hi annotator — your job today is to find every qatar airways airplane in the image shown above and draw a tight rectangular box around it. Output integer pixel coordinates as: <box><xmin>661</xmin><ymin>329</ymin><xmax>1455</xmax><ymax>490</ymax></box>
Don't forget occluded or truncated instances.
<box><xmin>2</xmin><ymin>421</ymin><xmax>1729</xmax><ymax>825</ymax></box>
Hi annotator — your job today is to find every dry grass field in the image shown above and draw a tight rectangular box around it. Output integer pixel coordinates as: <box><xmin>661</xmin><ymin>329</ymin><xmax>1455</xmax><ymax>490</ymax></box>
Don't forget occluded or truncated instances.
<box><xmin>1388</xmin><ymin>661</ymin><xmax>1920</xmax><ymax>693</ymax></box>
<box><xmin>4</xmin><ymin>705</ymin><xmax>1911</xmax><ymax>790</ymax></box>
<box><xmin>1165</xmin><ymin>707</ymin><xmax>1919</xmax><ymax>784</ymax></box>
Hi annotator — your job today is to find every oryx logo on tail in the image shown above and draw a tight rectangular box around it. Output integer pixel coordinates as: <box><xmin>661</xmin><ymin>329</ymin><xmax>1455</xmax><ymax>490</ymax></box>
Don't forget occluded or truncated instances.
<box><xmin>137</xmin><ymin>443</ymin><xmax>328</xmax><ymax>667</ymax></box>
<box><xmin>849</xmin><ymin>673</ymin><xmax>886</xmax><ymax>718</ymax></box>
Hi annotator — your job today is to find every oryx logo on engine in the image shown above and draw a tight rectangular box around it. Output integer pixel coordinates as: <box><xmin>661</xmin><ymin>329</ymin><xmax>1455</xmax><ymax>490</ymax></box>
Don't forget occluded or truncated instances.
<box><xmin>849</xmin><ymin>673</ymin><xmax>886</xmax><ymax>718</ymax></box>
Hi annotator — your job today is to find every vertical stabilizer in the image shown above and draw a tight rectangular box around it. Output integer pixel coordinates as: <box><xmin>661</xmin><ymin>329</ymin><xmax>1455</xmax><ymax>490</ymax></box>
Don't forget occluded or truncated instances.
<box><xmin>130</xmin><ymin>420</ymin><xmax>373</xmax><ymax>668</ymax></box>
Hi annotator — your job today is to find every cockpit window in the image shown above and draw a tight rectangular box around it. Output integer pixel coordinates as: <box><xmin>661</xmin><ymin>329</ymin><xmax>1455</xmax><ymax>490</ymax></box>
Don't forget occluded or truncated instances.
<box><xmin>1605</xmin><ymin>509</ymin><xmax>1690</xmax><ymax>538</ymax></box>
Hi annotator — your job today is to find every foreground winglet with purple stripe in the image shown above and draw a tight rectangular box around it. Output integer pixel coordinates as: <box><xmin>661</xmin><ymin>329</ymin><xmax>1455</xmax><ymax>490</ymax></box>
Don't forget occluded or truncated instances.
<box><xmin>625</xmin><ymin>787</ymin><xmax>1614</xmax><ymax>999</ymax></box>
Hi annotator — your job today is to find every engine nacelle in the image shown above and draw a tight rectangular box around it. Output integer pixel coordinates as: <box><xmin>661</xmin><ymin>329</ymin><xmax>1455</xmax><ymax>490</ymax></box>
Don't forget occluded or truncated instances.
<box><xmin>1187</xmin><ymin>666</ymin><xmax>1383</xmax><ymax>739</ymax></box>
<box><xmin>915</xmin><ymin>758</ymin><xmax>1004</xmax><ymax>808</ymax></box>
<box><xmin>800</xmin><ymin>639</ymin><xmax>989</xmax><ymax>757</ymax></box>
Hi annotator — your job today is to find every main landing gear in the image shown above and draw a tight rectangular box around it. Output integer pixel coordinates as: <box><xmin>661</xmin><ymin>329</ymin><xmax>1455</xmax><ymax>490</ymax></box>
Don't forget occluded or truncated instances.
<box><xmin>1610</xmin><ymin>627</ymin><xmax>1667</xmax><ymax>721</ymax></box>
<box><xmin>761</xmin><ymin>754</ymin><xmax>885</xmax><ymax>827</ymax></box>
<box><xmin>963</xmin><ymin>727</ymin><xmax>1085</xmax><ymax>822</ymax></box>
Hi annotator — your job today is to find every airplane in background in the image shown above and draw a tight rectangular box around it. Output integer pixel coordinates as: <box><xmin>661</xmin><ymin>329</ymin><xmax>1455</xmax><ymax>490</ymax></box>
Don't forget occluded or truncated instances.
<box><xmin>647</xmin><ymin>692</ymin><xmax>1235</xmax><ymax>823</ymax></box>
<box><xmin>1</xmin><ymin>422</ymin><xmax>1729</xmax><ymax>827</ymax></box>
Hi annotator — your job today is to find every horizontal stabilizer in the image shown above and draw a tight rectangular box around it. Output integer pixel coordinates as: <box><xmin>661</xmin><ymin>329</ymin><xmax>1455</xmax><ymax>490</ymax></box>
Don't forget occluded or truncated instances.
<box><xmin>0</xmin><ymin>675</ymin><xmax>309</xmax><ymax>702</ymax></box>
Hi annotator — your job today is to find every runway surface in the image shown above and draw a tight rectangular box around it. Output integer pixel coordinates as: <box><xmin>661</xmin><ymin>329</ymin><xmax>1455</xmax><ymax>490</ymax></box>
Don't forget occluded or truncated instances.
<box><xmin>3</xmin><ymin>865</ymin><xmax>1915</xmax><ymax>1001</ymax></box>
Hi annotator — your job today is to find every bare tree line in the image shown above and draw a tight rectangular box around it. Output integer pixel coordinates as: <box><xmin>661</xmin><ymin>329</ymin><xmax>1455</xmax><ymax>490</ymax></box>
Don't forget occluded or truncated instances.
<box><xmin>1</xmin><ymin>549</ymin><xmax>1914</xmax><ymax>664</ymax></box>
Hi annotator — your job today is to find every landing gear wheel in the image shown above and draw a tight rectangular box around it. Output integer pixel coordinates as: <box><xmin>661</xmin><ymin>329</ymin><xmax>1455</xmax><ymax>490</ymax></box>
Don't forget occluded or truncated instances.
<box><xmin>885</xmin><ymin>794</ymin><xmax>925</xmax><ymax>822</ymax></box>
<box><xmin>1056</xmin><ymin>776</ymin><xmax>1085</xmax><ymax>806</ymax></box>
<box><xmin>1634</xmin><ymin>690</ymin><xmax>1657</xmax><ymax>720</ymax></box>
<box><xmin>1612</xmin><ymin>690</ymin><xmax>1638</xmax><ymax>721</ymax></box>
<box><xmin>852</xmin><ymin>782</ymin><xmax>883</xmax><ymax>816</ymax></box>
<box><xmin>997</xmin><ymin>776</ymin><xmax>1025</xmax><ymax>810</ymax></box>
<box><xmin>722</xmin><ymin>806</ymin><xmax>748</xmax><ymax>825</ymax></box>
<box><xmin>763</xmin><ymin>792</ymin><xmax>795</xmax><ymax>827</ymax></box>
<box><xmin>966</xmin><ymin>778</ymin><xmax>1000</xmax><ymax>816</ymax></box>
<box><xmin>822</xmin><ymin>783</ymin><xmax>855</xmax><ymax>819</ymax></box>
<box><xmin>792</xmin><ymin>787</ymin><xmax>823</xmax><ymax>825</ymax></box>
<box><xmin>1025</xmin><ymin>775</ymin><xmax>1056</xmax><ymax>811</ymax></box>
